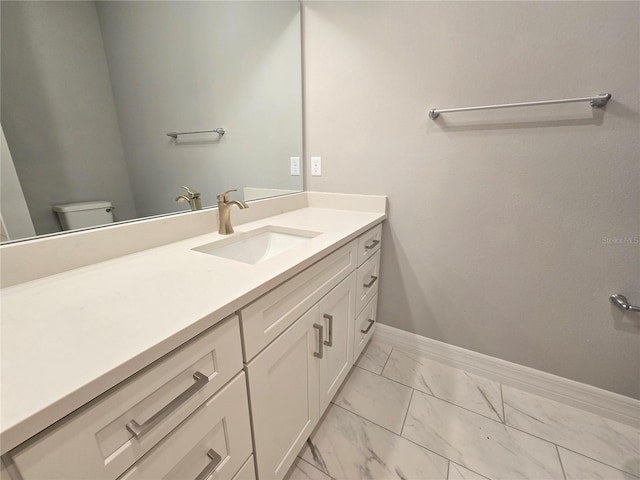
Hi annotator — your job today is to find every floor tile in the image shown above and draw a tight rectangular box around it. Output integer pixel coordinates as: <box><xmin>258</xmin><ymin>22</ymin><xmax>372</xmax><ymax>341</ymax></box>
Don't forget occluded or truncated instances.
<box><xmin>503</xmin><ymin>385</ymin><xmax>640</xmax><ymax>476</ymax></box>
<box><xmin>448</xmin><ymin>463</ymin><xmax>490</xmax><ymax>480</ymax></box>
<box><xmin>284</xmin><ymin>458</ymin><xmax>333</xmax><ymax>480</ymax></box>
<box><xmin>558</xmin><ymin>447</ymin><xmax>640</xmax><ymax>480</ymax></box>
<box><xmin>300</xmin><ymin>403</ymin><xmax>448</xmax><ymax>480</ymax></box>
<box><xmin>355</xmin><ymin>340</ymin><xmax>392</xmax><ymax>375</ymax></box>
<box><xmin>332</xmin><ymin>366</ymin><xmax>413</xmax><ymax>434</ymax></box>
<box><xmin>402</xmin><ymin>390</ymin><xmax>564</xmax><ymax>480</ymax></box>
<box><xmin>382</xmin><ymin>349</ymin><xmax>504</xmax><ymax>422</ymax></box>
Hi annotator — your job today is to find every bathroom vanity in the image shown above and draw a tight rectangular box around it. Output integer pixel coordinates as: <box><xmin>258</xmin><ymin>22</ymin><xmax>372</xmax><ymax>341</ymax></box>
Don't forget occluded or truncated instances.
<box><xmin>0</xmin><ymin>193</ymin><xmax>385</xmax><ymax>480</ymax></box>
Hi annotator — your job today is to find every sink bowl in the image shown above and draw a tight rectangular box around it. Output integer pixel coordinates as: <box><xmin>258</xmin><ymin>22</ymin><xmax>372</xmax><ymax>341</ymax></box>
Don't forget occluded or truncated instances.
<box><xmin>192</xmin><ymin>226</ymin><xmax>321</xmax><ymax>264</ymax></box>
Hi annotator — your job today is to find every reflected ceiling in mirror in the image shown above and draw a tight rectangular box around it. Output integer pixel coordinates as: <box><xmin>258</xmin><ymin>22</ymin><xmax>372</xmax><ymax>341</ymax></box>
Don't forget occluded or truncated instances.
<box><xmin>0</xmin><ymin>0</ymin><xmax>303</xmax><ymax>243</ymax></box>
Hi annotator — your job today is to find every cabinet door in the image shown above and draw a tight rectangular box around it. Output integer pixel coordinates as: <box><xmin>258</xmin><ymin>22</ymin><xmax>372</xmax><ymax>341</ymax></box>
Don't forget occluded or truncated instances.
<box><xmin>246</xmin><ymin>308</ymin><xmax>320</xmax><ymax>480</ymax></box>
<box><xmin>317</xmin><ymin>272</ymin><xmax>356</xmax><ymax>412</ymax></box>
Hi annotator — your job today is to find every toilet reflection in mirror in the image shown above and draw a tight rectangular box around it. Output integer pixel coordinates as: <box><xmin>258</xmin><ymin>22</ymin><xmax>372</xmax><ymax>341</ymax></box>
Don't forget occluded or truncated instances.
<box><xmin>0</xmin><ymin>0</ymin><xmax>303</xmax><ymax>243</ymax></box>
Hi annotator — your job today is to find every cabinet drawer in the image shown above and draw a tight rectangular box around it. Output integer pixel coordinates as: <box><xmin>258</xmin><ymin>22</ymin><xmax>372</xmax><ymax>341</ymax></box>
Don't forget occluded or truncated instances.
<box><xmin>10</xmin><ymin>316</ymin><xmax>243</xmax><ymax>480</ymax></box>
<box><xmin>353</xmin><ymin>294</ymin><xmax>378</xmax><ymax>362</ymax></box>
<box><xmin>355</xmin><ymin>250</ymin><xmax>380</xmax><ymax>315</ymax></box>
<box><xmin>357</xmin><ymin>223</ymin><xmax>382</xmax><ymax>266</ymax></box>
<box><xmin>119</xmin><ymin>373</ymin><xmax>252</xmax><ymax>480</ymax></box>
<box><xmin>241</xmin><ymin>240</ymin><xmax>357</xmax><ymax>360</ymax></box>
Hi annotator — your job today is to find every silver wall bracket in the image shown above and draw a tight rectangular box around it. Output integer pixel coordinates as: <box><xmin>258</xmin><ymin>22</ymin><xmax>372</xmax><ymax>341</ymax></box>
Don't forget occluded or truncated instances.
<box><xmin>610</xmin><ymin>294</ymin><xmax>640</xmax><ymax>313</ymax></box>
<box><xmin>590</xmin><ymin>93</ymin><xmax>612</xmax><ymax>108</ymax></box>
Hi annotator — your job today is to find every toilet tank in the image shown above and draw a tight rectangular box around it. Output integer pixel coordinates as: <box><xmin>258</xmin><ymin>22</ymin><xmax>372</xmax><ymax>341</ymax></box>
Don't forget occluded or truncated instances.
<box><xmin>52</xmin><ymin>201</ymin><xmax>114</xmax><ymax>231</ymax></box>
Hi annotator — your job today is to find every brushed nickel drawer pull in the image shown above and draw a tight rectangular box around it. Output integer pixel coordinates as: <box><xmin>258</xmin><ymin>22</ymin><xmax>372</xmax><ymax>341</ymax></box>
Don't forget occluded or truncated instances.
<box><xmin>126</xmin><ymin>371</ymin><xmax>209</xmax><ymax>439</ymax></box>
<box><xmin>361</xmin><ymin>319</ymin><xmax>375</xmax><ymax>334</ymax></box>
<box><xmin>363</xmin><ymin>276</ymin><xmax>378</xmax><ymax>288</ymax></box>
<box><xmin>323</xmin><ymin>314</ymin><xmax>333</xmax><ymax>347</ymax></box>
<box><xmin>194</xmin><ymin>449</ymin><xmax>223</xmax><ymax>480</ymax></box>
<box><xmin>313</xmin><ymin>323</ymin><xmax>324</xmax><ymax>359</ymax></box>
<box><xmin>364</xmin><ymin>239</ymin><xmax>380</xmax><ymax>250</ymax></box>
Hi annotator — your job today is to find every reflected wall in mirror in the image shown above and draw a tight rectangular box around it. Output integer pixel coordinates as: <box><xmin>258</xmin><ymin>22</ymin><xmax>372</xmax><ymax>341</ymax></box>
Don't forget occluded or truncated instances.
<box><xmin>0</xmin><ymin>0</ymin><xmax>303</xmax><ymax>243</ymax></box>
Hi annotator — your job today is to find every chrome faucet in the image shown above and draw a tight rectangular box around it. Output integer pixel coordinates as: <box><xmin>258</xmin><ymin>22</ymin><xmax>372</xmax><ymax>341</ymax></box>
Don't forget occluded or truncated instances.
<box><xmin>175</xmin><ymin>186</ymin><xmax>202</xmax><ymax>211</ymax></box>
<box><xmin>217</xmin><ymin>189</ymin><xmax>248</xmax><ymax>234</ymax></box>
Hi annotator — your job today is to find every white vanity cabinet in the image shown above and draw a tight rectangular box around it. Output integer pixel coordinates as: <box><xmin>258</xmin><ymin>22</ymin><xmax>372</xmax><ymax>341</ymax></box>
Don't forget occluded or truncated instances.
<box><xmin>245</xmin><ymin>273</ymin><xmax>356</xmax><ymax>480</ymax></box>
<box><xmin>4</xmin><ymin>316</ymin><xmax>252</xmax><ymax>480</ymax></box>
<box><xmin>2</xmin><ymin>215</ymin><xmax>385</xmax><ymax>480</ymax></box>
<box><xmin>244</xmin><ymin>223</ymin><xmax>382</xmax><ymax>480</ymax></box>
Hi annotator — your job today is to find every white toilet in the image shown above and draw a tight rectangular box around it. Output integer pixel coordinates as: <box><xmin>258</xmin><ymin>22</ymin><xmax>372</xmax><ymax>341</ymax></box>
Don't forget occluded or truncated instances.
<box><xmin>52</xmin><ymin>201</ymin><xmax>114</xmax><ymax>231</ymax></box>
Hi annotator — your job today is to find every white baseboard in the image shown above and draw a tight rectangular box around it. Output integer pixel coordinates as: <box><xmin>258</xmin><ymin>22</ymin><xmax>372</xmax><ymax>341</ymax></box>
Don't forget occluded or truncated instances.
<box><xmin>374</xmin><ymin>324</ymin><xmax>640</xmax><ymax>428</ymax></box>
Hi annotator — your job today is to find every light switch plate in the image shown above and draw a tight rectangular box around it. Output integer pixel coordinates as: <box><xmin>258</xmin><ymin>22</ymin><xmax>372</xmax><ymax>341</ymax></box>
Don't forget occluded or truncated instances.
<box><xmin>290</xmin><ymin>157</ymin><xmax>300</xmax><ymax>176</ymax></box>
<box><xmin>311</xmin><ymin>156</ymin><xmax>322</xmax><ymax>176</ymax></box>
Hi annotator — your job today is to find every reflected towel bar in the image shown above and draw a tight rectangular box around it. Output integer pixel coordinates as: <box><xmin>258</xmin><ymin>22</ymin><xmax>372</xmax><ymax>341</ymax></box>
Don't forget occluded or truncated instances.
<box><xmin>429</xmin><ymin>93</ymin><xmax>611</xmax><ymax>120</ymax></box>
<box><xmin>167</xmin><ymin>128</ymin><xmax>225</xmax><ymax>138</ymax></box>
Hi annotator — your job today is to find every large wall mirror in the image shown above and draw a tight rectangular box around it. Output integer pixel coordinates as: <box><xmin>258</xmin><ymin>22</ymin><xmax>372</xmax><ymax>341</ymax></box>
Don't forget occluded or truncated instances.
<box><xmin>0</xmin><ymin>1</ymin><xmax>303</xmax><ymax>243</ymax></box>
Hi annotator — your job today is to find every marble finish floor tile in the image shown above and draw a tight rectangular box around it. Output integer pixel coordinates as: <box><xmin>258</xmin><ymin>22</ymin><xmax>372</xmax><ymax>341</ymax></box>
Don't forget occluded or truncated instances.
<box><xmin>402</xmin><ymin>390</ymin><xmax>564</xmax><ymax>480</ymax></box>
<box><xmin>300</xmin><ymin>403</ymin><xmax>448</xmax><ymax>480</ymax></box>
<box><xmin>503</xmin><ymin>385</ymin><xmax>640</xmax><ymax>476</ymax></box>
<box><xmin>382</xmin><ymin>349</ymin><xmax>504</xmax><ymax>422</ymax></box>
<box><xmin>355</xmin><ymin>340</ymin><xmax>392</xmax><ymax>374</ymax></box>
<box><xmin>284</xmin><ymin>458</ymin><xmax>333</xmax><ymax>480</ymax></box>
<box><xmin>558</xmin><ymin>448</ymin><xmax>640</xmax><ymax>480</ymax></box>
<box><xmin>333</xmin><ymin>366</ymin><xmax>413</xmax><ymax>433</ymax></box>
<box><xmin>447</xmin><ymin>463</ymin><xmax>489</xmax><ymax>480</ymax></box>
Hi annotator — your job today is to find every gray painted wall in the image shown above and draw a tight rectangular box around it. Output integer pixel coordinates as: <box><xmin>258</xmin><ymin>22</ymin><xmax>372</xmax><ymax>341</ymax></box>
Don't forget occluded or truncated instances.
<box><xmin>0</xmin><ymin>1</ymin><xmax>137</xmax><ymax>235</ymax></box>
<box><xmin>303</xmin><ymin>1</ymin><xmax>640</xmax><ymax>398</ymax></box>
<box><xmin>96</xmin><ymin>1</ymin><xmax>303</xmax><ymax>217</ymax></box>
<box><xmin>0</xmin><ymin>126</ymin><xmax>36</xmax><ymax>240</ymax></box>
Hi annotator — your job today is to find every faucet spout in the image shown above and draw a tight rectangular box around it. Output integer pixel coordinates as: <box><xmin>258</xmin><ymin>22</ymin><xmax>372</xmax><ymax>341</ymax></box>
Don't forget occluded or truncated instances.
<box><xmin>227</xmin><ymin>200</ymin><xmax>248</xmax><ymax>209</ymax></box>
<box><xmin>175</xmin><ymin>186</ymin><xmax>202</xmax><ymax>211</ymax></box>
<box><xmin>217</xmin><ymin>189</ymin><xmax>249</xmax><ymax>235</ymax></box>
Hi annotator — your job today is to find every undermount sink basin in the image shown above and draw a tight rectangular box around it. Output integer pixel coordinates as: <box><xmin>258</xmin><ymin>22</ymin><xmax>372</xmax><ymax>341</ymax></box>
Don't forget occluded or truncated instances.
<box><xmin>192</xmin><ymin>226</ymin><xmax>321</xmax><ymax>264</ymax></box>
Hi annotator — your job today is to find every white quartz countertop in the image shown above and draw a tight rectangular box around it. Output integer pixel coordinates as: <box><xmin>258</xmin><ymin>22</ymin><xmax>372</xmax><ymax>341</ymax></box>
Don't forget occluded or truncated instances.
<box><xmin>1</xmin><ymin>205</ymin><xmax>385</xmax><ymax>452</ymax></box>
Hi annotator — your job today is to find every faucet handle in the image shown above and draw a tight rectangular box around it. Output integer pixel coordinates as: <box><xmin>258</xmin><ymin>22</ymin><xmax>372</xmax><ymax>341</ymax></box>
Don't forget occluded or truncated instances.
<box><xmin>217</xmin><ymin>189</ymin><xmax>237</xmax><ymax>202</ymax></box>
<box><xmin>181</xmin><ymin>186</ymin><xmax>200</xmax><ymax>198</ymax></box>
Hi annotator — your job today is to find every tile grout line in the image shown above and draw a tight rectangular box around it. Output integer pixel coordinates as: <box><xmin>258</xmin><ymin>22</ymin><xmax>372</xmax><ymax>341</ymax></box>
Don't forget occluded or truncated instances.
<box><xmin>401</xmin><ymin>390</ymin><xmax>585</xmax><ymax>476</ymax></box>
<box><xmin>555</xmin><ymin>444</ymin><xmax>568</xmax><ymax>480</ymax></box>
<box><xmin>399</xmin><ymin>383</ymin><xmax>507</xmax><ymax>426</ymax></box>
<box><xmin>400</xmin><ymin>388</ymin><xmax>415</xmax><ymax>435</ymax></box>
<box><xmin>498</xmin><ymin>420</ymin><xmax>640</xmax><ymax>478</ymax></box>
<box><xmin>500</xmin><ymin>383</ymin><xmax>506</xmax><ymax>424</ymax></box>
<box><xmin>296</xmin><ymin>455</ymin><xmax>336</xmax><ymax>480</ymax></box>
<box><xmin>380</xmin><ymin>345</ymin><xmax>393</xmax><ymax>374</ymax></box>
<box><xmin>378</xmin><ymin>352</ymin><xmax>506</xmax><ymax>425</ymax></box>
<box><xmin>356</xmin><ymin>363</ymin><xmax>385</xmax><ymax>376</ymax></box>
<box><xmin>450</xmin><ymin>461</ymin><xmax>493</xmax><ymax>480</ymax></box>
<box><xmin>329</xmin><ymin>402</ymin><xmax>455</xmax><ymax>468</ymax></box>
<box><xmin>554</xmin><ymin>444</ymin><xmax>640</xmax><ymax>479</ymax></box>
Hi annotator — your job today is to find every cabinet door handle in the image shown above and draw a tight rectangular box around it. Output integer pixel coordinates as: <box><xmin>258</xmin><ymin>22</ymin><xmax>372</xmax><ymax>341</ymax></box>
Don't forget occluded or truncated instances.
<box><xmin>364</xmin><ymin>239</ymin><xmax>380</xmax><ymax>250</ymax></box>
<box><xmin>194</xmin><ymin>449</ymin><xmax>223</xmax><ymax>480</ymax></box>
<box><xmin>126</xmin><ymin>371</ymin><xmax>209</xmax><ymax>439</ymax></box>
<box><xmin>361</xmin><ymin>319</ymin><xmax>375</xmax><ymax>334</ymax></box>
<box><xmin>323</xmin><ymin>314</ymin><xmax>333</xmax><ymax>347</ymax></box>
<box><xmin>363</xmin><ymin>275</ymin><xmax>378</xmax><ymax>288</ymax></box>
<box><xmin>313</xmin><ymin>323</ymin><xmax>324</xmax><ymax>359</ymax></box>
